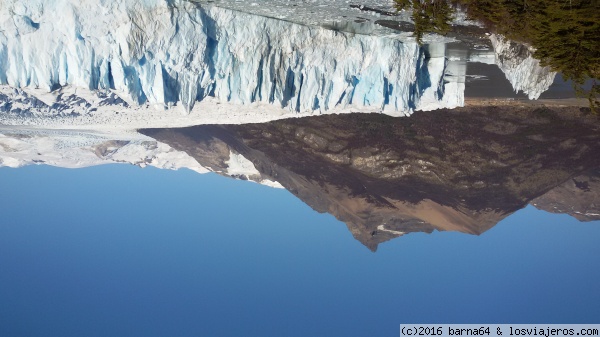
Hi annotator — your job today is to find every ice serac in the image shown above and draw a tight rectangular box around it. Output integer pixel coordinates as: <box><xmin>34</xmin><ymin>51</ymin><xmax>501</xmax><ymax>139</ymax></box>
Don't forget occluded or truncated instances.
<box><xmin>490</xmin><ymin>34</ymin><xmax>556</xmax><ymax>99</ymax></box>
<box><xmin>0</xmin><ymin>0</ymin><xmax>465</xmax><ymax>121</ymax></box>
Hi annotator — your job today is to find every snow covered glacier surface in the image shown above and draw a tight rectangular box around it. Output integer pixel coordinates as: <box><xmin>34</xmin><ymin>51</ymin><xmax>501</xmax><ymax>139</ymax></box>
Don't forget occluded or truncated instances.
<box><xmin>0</xmin><ymin>0</ymin><xmax>554</xmax><ymax>126</ymax></box>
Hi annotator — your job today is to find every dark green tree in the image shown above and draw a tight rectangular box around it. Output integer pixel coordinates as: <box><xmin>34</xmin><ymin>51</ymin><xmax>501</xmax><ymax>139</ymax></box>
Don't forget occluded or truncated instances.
<box><xmin>395</xmin><ymin>0</ymin><xmax>455</xmax><ymax>44</ymax></box>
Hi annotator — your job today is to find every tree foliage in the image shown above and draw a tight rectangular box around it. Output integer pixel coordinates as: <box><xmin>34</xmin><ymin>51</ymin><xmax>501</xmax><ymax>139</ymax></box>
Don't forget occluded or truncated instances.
<box><xmin>394</xmin><ymin>0</ymin><xmax>455</xmax><ymax>44</ymax></box>
<box><xmin>395</xmin><ymin>0</ymin><xmax>600</xmax><ymax>111</ymax></box>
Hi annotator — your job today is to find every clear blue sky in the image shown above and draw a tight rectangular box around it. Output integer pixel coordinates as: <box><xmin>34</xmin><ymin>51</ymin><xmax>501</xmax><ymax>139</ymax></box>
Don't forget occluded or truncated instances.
<box><xmin>1</xmin><ymin>165</ymin><xmax>599</xmax><ymax>337</ymax></box>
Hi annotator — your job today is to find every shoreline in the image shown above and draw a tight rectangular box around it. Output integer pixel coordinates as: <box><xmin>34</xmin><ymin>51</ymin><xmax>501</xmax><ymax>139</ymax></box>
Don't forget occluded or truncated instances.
<box><xmin>464</xmin><ymin>97</ymin><xmax>590</xmax><ymax>108</ymax></box>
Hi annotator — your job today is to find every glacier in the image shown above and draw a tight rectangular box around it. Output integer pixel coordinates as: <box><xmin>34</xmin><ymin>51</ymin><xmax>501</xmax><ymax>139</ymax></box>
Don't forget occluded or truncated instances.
<box><xmin>0</xmin><ymin>127</ymin><xmax>283</xmax><ymax>187</ymax></box>
<box><xmin>489</xmin><ymin>35</ymin><xmax>556</xmax><ymax>100</ymax></box>
<box><xmin>0</xmin><ymin>128</ymin><xmax>208</xmax><ymax>171</ymax></box>
<box><xmin>0</xmin><ymin>0</ymin><xmax>556</xmax><ymax>128</ymax></box>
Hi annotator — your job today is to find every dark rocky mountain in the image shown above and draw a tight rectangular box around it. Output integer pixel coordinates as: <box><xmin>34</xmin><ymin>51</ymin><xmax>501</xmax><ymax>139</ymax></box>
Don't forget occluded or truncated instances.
<box><xmin>531</xmin><ymin>168</ymin><xmax>600</xmax><ymax>222</ymax></box>
<box><xmin>142</xmin><ymin>105</ymin><xmax>600</xmax><ymax>250</ymax></box>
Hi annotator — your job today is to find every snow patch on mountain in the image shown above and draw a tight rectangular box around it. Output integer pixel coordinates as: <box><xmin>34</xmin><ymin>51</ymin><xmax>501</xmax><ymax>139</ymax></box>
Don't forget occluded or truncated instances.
<box><xmin>225</xmin><ymin>149</ymin><xmax>283</xmax><ymax>188</ymax></box>
<box><xmin>226</xmin><ymin>150</ymin><xmax>260</xmax><ymax>177</ymax></box>
<box><xmin>0</xmin><ymin>129</ymin><xmax>209</xmax><ymax>172</ymax></box>
<box><xmin>0</xmin><ymin>127</ymin><xmax>284</xmax><ymax>188</ymax></box>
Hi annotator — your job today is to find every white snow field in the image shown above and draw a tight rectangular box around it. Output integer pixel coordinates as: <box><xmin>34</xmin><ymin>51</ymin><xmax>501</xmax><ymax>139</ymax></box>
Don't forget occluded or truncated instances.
<box><xmin>0</xmin><ymin>0</ymin><xmax>555</xmax><ymax>130</ymax></box>
<box><xmin>0</xmin><ymin>127</ymin><xmax>285</xmax><ymax>187</ymax></box>
<box><xmin>0</xmin><ymin>128</ymin><xmax>208</xmax><ymax>171</ymax></box>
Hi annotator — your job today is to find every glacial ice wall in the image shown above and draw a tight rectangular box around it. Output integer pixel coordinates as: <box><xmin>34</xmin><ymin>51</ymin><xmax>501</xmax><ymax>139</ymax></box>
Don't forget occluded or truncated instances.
<box><xmin>490</xmin><ymin>35</ymin><xmax>556</xmax><ymax>99</ymax></box>
<box><xmin>0</xmin><ymin>0</ymin><xmax>464</xmax><ymax>117</ymax></box>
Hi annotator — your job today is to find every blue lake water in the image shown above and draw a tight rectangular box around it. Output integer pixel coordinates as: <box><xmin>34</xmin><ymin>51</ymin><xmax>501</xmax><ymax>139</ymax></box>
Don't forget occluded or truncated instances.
<box><xmin>1</xmin><ymin>164</ymin><xmax>599</xmax><ymax>337</ymax></box>
<box><xmin>1</xmin><ymin>0</ymin><xmax>599</xmax><ymax>335</ymax></box>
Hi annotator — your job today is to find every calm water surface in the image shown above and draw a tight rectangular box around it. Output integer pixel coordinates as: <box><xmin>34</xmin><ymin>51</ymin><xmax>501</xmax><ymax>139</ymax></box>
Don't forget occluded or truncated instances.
<box><xmin>0</xmin><ymin>163</ymin><xmax>599</xmax><ymax>337</ymax></box>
